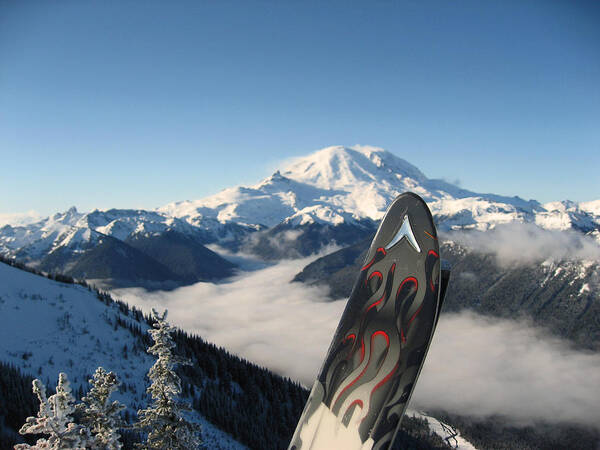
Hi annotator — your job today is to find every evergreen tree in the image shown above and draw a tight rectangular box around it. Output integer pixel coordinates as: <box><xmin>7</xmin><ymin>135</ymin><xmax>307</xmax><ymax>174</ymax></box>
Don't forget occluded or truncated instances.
<box><xmin>77</xmin><ymin>367</ymin><xmax>125</xmax><ymax>449</ymax></box>
<box><xmin>135</xmin><ymin>309</ymin><xmax>201</xmax><ymax>449</ymax></box>
<box><xmin>16</xmin><ymin>373</ymin><xmax>91</xmax><ymax>449</ymax></box>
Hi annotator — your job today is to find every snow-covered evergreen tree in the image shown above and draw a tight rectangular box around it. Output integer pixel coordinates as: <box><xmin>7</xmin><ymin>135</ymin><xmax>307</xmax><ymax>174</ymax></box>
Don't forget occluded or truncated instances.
<box><xmin>77</xmin><ymin>367</ymin><xmax>125</xmax><ymax>449</ymax></box>
<box><xmin>135</xmin><ymin>309</ymin><xmax>201</xmax><ymax>449</ymax></box>
<box><xmin>16</xmin><ymin>373</ymin><xmax>91</xmax><ymax>449</ymax></box>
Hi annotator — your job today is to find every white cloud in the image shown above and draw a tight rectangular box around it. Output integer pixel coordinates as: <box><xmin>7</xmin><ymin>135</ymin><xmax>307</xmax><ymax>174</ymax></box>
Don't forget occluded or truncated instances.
<box><xmin>413</xmin><ymin>311</ymin><xmax>600</xmax><ymax>428</ymax></box>
<box><xmin>0</xmin><ymin>210</ymin><xmax>42</xmax><ymax>226</ymax></box>
<box><xmin>114</xmin><ymin>258</ymin><xmax>600</xmax><ymax>429</ymax></box>
<box><xmin>114</xmin><ymin>257</ymin><xmax>344</xmax><ymax>381</ymax></box>
<box><xmin>444</xmin><ymin>222</ymin><xmax>600</xmax><ymax>266</ymax></box>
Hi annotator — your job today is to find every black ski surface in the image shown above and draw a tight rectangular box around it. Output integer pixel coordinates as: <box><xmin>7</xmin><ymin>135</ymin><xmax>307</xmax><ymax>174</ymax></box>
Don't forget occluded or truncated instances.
<box><xmin>289</xmin><ymin>193</ymin><xmax>447</xmax><ymax>450</ymax></box>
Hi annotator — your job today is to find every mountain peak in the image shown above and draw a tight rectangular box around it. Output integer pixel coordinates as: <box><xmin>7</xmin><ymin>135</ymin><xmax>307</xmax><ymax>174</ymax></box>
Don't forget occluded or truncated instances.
<box><xmin>280</xmin><ymin>145</ymin><xmax>427</xmax><ymax>190</ymax></box>
<box><xmin>262</xmin><ymin>169</ymin><xmax>290</xmax><ymax>185</ymax></box>
<box><xmin>51</xmin><ymin>206</ymin><xmax>80</xmax><ymax>223</ymax></box>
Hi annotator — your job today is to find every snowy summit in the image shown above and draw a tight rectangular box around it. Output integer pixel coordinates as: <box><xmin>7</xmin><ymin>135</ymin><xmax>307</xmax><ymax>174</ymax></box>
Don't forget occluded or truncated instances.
<box><xmin>159</xmin><ymin>145</ymin><xmax>599</xmax><ymax>233</ymax></box>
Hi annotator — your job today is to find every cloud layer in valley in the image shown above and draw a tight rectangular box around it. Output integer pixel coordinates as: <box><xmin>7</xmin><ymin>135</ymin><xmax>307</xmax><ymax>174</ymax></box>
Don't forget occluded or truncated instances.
<box><xmin>115</xmin><ymin>257</ymin><xmax>600</xmax><ymax>429</ymax></box>
<box><xmin>115</xmin><ymin>257</ymin><xmax>342</xmax><ymax>381</ymax></box>
<box><xmin>413</xmin><ymin>311</ymin><xmax>600</xmax><ymax>428</ymax></box>
<box><xmin>444</xmin><ymin>222</ymin><xmax>600</xmax><ymax>266</ymax></box>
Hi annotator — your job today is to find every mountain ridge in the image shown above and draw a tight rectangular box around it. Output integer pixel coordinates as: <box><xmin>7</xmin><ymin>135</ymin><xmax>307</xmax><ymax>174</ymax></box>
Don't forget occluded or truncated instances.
<box><xmin>159</xmin><ymin>145</ymin><xmax>558</xmax><ymax>230</ymax></box>
<box><xmin>1</xmin><ymin>145</ymin><xmax>598</xmax><ymax>283</ymax></box>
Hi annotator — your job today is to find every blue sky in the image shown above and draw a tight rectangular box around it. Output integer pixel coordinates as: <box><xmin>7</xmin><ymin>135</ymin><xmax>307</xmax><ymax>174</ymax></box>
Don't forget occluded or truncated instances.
<box><xmin>1</xmin><ymin>0</ymin><xmax>599</xmax><ymax>218</ymax></box>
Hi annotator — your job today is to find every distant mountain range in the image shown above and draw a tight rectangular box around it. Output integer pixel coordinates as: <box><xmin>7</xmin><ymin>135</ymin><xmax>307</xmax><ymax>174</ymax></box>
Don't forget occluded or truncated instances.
<box><xmin>1</xmin><ymin>145</ymin><xmax>598</xmax><ymax>286</ymax></box>
<box><xmin>0</xmin><ymin>207</ymin><xmax>238</xmax><ymax>289</ymax></box>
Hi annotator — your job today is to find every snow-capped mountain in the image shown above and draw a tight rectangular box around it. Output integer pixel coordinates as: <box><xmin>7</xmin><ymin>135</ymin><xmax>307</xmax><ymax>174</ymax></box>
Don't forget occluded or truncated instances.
<box><xmin>158</xmin><ymin>146</ymin><xmax>529</xmax><ymax>229</ymax></box>
<box><xmin>158</xmin><ymin>145</ymin><xmax>599</xmax><ymax>233</ymax></box>
<box><xmin>0</xmin><ymin>207</ymin><xmax>237</xmax><ymax>288</ymax></box>
<box><xmin>1</xmin><ymin>145</ymin><xmax>598</xmax><ymax>283</ymax></box>
<box><xmin>0</xmin><ymin>207</ymin><xmax>222</xmax><ymax>261</ymax></box>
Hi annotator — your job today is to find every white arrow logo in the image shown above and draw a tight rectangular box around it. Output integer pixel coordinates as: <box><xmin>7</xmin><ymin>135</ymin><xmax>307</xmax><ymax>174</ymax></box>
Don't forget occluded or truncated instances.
<box><xmin>385</xmin><ymin>215</ymin><xmax>421</xmax><ymax>253</ymax></box>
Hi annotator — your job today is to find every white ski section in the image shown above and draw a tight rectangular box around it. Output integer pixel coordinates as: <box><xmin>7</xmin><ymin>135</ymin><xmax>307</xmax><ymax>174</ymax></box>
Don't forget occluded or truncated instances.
<box><xmin>410</xmin><ymin>411</ymin><xmax>477</xmax><ymax>450</ymax></box>
<box><xmin>1</xmin><ymin>145</ymin><xmax>598</xmax><ymax>261</ymax></box>
<box><xmin>295</xmin><ymin>403</ymin><xmax>477</xmax><ymax>450</ymax></box>
<box><xmin>297</xmin><ymin>402</ymin><xmax>374</xmax><ymax>450</ymax></box>
<box><xmin>0</xmin><ymin>262</ymin><xmax>247</xmax><ymax>449</ymax></box>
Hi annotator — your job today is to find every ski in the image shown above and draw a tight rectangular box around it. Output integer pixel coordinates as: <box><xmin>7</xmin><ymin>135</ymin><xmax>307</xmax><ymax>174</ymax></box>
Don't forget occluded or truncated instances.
<box><xmin>289</xmin><ymin>192</ymin><xmax>449</xmax><ymax>450</ymax></box>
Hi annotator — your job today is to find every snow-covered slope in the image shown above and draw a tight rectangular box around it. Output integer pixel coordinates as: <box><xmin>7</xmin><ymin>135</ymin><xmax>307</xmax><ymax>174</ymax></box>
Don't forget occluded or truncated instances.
<box><xmin>0</xmin><ymin>261</ymin><xmax>246</xmax><ymax>449</ymax></box>
<box><xmin>0</xmin><ymin>261</ymin><xmax>151</xmax><ymax>396</ymax></box>
<box><xmin>0</xmin><ymin>262</ymin><xmax>247</xmax><ymax>448</ymax></box>
<box><xmin>410</xmin><ymin>411</ymin><xmax>477</xmax><ymax>450</ymax></box>
<box><xmin>536</xmin><ymin>200</ymin><xmax>599</xmax><ymax>232</ymax></box>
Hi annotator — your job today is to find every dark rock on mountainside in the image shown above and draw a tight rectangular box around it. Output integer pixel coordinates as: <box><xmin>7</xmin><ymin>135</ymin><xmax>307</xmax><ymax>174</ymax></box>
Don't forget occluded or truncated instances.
<box><xmin>35</xmin><ymin>240</ymin><xmax>101</xmax><ymax>275</ymax></box>
<box><xmin>243</xmin><ymin>220</ymin><xmax>376</xmax><ymax>260</ymax></box>
<box><xmin>64</xmin><ymin>235</ymin><xmax>184</xmax><ymax>288</ymax></box>
<box><xmin>439</xmin><ymin>242</ymin><xmax>600</xmax><ymax>350</ymax></box>
<box><xmin>293</xmin><ymin>239</ymin><xmax>600</xmax><ymax>350</ymax></box>
<box><xmin>292</xmin><ymin>235</ymin><xmax>372</xmax><ymax>297</ymax></box>
<box><xmin>126</xmin><ymin>230</ymin><xmax>237</xmax><ymax>282</ymax></box>
<box><xmin>28</xmin><ymin>230</ymin><xmax>238</xmax><ymax>289</ymax></box>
